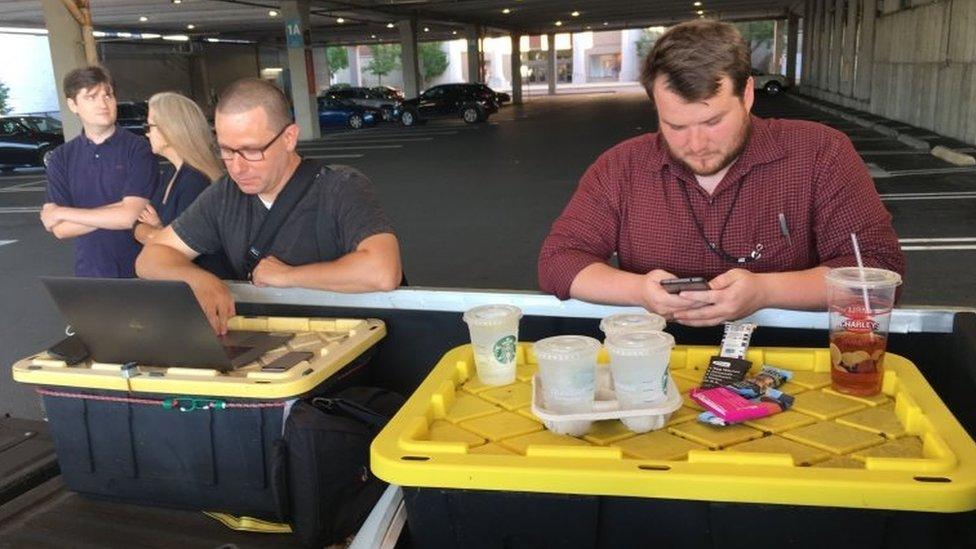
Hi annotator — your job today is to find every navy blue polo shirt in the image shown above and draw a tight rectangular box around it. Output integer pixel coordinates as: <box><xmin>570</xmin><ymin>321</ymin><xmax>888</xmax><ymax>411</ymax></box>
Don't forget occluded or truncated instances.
<box><xmin>46</xmin><ymin>126</ymin><xmax>157</xmax><ymax>277</ymax></box>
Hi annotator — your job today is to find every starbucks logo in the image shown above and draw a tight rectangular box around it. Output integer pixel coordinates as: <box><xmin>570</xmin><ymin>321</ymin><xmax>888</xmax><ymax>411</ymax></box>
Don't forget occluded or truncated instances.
<box><xmin>493</xmin><ymin>335</ymin><xmax>517</xmax><ymax>363</ymax></box>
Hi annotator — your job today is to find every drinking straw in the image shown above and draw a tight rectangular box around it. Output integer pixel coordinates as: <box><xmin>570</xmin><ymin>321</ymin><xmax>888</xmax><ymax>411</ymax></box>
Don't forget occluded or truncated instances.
<box><xmin>850</xmin><ymin>233</ymin><xmax>872</xmax><ymax>314</ymax></box>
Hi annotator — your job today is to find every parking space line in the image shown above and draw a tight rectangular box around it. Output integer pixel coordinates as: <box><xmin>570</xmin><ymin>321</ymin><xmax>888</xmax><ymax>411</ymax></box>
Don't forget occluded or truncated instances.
<box><xmin>899</xmin><ymin>237</ymin><xmax>976</xmax><ymax>243</ymax></box>
<box><xmin>0</xmin><ymin>187</ymin><xmax>46</xmax><ymax>193</ymax></box>
<box><xmin>902</xmin><ymin>245</ymin><xmax>976</xmax><ymax>251</ymax></box>
<box><xmin>881</xmin><ymin>192</ymin><xmax>976</xmax><ymax>201</ymax></box>
<box><xmin>0</xmin><ymin>179</ymin><xmax>47</xmax><ymax>190</ymax></box>
<box><xmin>301</xmin><ymin>138</ymin><xmax>434</xmax><ymax>146</ymax></box>
<box><xmin>859</xmin><ymin>150</ymin><xmax>932</xmax><ymax>156</ymax></box>
<box><xmin>0</xmin><ymin>207</ymin><xmax>41</xmax><ymax>214</ymax></box>
<box><xmin>876</xmin><ymin>166</ymin><xmax>976</xmax><ymax>178</ymax></box>
<box><xmin>0</xmin><ymin>240</ymin><xmax>16</xmax><ymax>248</ymax></box>
<box><xmin>899</xmin><ymin>237</ymin><xmax>976</xmax><ymax>251</ymax></box>
<box><xmin>302</xmin><ymin>154</ymin><xmax>365</xmax><ymax>160</ymax></box>
<box><xmin>321</xmin><ymin>130</ymin><xmax>459</xmax><ymax>138</ymax></box>
<box><xmin>298</xmin><ymin>144</ymin><xmax>403</xmax><ymax>151</ymax></box>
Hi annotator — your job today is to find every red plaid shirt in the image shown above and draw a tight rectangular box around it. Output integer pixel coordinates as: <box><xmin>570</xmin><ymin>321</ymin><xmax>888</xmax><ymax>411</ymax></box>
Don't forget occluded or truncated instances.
<box><xmin>538</xmin><ymin>116</ymin><xmax>905</xmax><ymax>299</ymax></box>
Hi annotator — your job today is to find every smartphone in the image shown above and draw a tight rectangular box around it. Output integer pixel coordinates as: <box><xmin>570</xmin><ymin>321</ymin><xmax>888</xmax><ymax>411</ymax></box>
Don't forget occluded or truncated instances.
<box><xmin>47</xmin><ymin>335</ymin><xmax>90</xmax><ymax>365</ymax></box>
<box><xmin>660</xmin><ymin>276</ymin><xmax>710</xmax><ymax>294</ymax></box>
<box><xmin>261</xmin><ymin>351</ymin><xmax>314</xmax><ymax>373</ymax></box>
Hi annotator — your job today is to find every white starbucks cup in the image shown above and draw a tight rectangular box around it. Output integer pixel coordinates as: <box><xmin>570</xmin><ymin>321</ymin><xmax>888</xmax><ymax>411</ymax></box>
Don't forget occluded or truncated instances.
<box><xmin>605</xmin><ymin>330</ymin><xmax>675</xmax><ymax>409</ymax></box>
<box><xmin>463</xmin><ymin>304</ymin><xmax>522</xmax><ymax>386</ymax></box>
<box><xmin>533</xmin><ymin>335</ymin><xmax>601</xmax><ymax>414</ymax></box>
<box><xmin>599</xmin><ymin>313</ymin><xmax>667</xmax><ymax>339</ymax></box>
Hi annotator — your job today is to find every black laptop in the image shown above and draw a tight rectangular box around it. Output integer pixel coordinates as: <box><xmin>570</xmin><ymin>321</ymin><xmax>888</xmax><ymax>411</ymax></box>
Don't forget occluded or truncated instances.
<box><xmin>41</xmin><ymin>277</ymin><xmax>292</xmax><ymax>371</ymax></box>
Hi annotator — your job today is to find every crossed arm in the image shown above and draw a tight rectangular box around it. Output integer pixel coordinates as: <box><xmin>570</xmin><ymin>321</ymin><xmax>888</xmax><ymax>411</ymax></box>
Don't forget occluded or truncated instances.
<box><xmin>41</xmin><ymin>197</ymin><xmax>149</xmax><ymax>239</ymax></box>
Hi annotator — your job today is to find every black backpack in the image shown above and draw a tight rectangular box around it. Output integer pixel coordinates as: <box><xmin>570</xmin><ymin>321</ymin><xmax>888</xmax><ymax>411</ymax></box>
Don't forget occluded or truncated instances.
<box><xmin>274</xmin><ymin>387</ymin><xmax>405</xmax><ymax>547</ymax></box>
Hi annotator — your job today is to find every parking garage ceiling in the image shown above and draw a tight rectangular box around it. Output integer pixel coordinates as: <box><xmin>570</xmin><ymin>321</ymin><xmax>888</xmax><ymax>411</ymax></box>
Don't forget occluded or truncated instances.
<box><xmin>3</xmin><ymin>0</ymin><xmax>803</xmax><ymax>46</ymax></box>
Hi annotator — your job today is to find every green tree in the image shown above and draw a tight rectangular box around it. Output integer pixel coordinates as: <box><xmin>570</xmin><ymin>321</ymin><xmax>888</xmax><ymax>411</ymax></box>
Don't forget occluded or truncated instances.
<box><xmin>366</xmin><ymin>44</ymin><xmax>400</xmax><ymax>85</ymax></box>
<box><xmin>634</xmin><ymin>28</ymin><xmax>665</xmax><ymax>61</ymax></box>
<box><xmin>418</xmin><ymin>42</ymin><xmax>449</xmax><ymax>87</ymax></box>
<box><xmin>734</xmin><ymin>21</ymin><xmax>774</xmax><ymax>45</ymax></box>
<box><xmin>326</xmin><ymin>46</ymin><xmax>349</xmax><ymax>78</ymax></box>
<box><xmin>0</xmin><ymin>80</ymin><xmax>11</xmax><ymax>115</ymax></box>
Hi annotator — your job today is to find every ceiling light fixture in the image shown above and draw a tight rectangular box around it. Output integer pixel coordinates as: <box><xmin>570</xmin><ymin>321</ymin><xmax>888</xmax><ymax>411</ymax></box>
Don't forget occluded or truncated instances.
<box><xmin>451</xmin><ymin>30</ymin><xmax>457</xmax><ymax>35</ymax></box>
<box><xmin>172</xmin><ymin>0</ymin><xmax>182</xmax><ymax>4</ymax></box>
<box><xmin>139</xmin><ymin>16</ymin><xmax>148</xmax><ymax>22</ymax></box>
<box><xmin>502</xmin><ymin>8</ymin><xmax>511</xmax><ymax>14</ymax></box>
<box><xmin>603</xmin><ymin>21</ymin><xmax>609</xmax><ymax>26</ymax></box>
<box><xmin>697</xmin><ymin>10</ymin><xmax>704</xmax><ymax>15</ymax></box>
<box><xmin>571</xmin><ymin>11</ymin><xmax>580</xmax><ymax>17</ymax></box>
<box><xmin>694</xmin><ymin>1</ymin><xmax>702</xmax><ymax>5</ymax></box>
<box><xmin>187</xmin><ymin>24</ymin><xmax>195</xmax><ymax>29</ymax></box>
<box><xmin>423</xmin><ymin>27</ymin><xmax>430</xmax><ymax>32</ymax></box>
<box><xmin>386</xmin><ymin>22</ymin><xmax>395</xmax><ymax>28</ymax></box>
<box><xmin>554</xmin><ymin>20</ymin><xmax>563</xmax><ymax>26</ymax></box>
<box><xmin>162</xmin><ymin>34</ymin><xmax>189</xmax><ymax>41</ymax></box>
<box><xmin>142</xmin><ymin>33</ymin><xmax>160</xmax><ymax>39</ymax></box>
<box><xmin>370</xmin><ymin>34</ymin><xmax>377</xmax><ymax>39</ymax></box>
<box><xmin>268</xmin><ymin>10</ymin><xmax>279</xmax><ymax>17</ymax></box>
<box><xmin>336</xmin><ymin>17</ymin><xmax>345</xmax><ymax>23</ymax></box>
<box><xmin>117</xmin><ymin>32</ymin><xmax>132</xmax><ymax>38</ymax></box>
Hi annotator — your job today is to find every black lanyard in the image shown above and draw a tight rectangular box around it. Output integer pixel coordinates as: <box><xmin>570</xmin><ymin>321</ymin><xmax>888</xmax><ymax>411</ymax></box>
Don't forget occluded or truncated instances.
<box><xmin>678</xmin><ymin>178</ymin><xmax>763</xmax><ymax>264</ymax></box>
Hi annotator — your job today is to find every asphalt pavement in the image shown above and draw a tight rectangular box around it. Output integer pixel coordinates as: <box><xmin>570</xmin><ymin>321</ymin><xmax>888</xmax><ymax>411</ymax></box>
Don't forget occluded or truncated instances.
<box><xmin>2</xmin><ymin>87</ymin><xmax>974</xmax><ymax>420</ymax></box>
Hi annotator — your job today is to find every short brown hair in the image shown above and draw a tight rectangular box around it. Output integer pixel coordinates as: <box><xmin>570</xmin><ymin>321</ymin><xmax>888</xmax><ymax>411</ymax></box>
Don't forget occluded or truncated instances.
<box><xmin>63</xmin><ymin>65</ymin><xmax>113</xmax><ymax>100</ymax></box>
<box><xmin>640</xmin><ymin>20</ymin><xmax>751</xmax><ymax>102</ymax></box>
<box><xmin>215</xmin><ymin>78</ymin><xmax>293</xmax><ymax>130</ymax></box>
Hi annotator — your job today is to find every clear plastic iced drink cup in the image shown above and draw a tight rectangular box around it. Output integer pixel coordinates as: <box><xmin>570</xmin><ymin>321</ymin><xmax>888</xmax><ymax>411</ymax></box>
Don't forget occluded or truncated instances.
<box><xmin>463</xmin><ymin>304</ymin><xmax>522</xmax><ymax>386</ymax></box>
<box><xmin>599</xmin><ymin>313</ymin><xmax>667</xmax><ymax>338</ymax></box>
<box><xmin>605</xmin><ymin>330</ymin><xmax>675</xmax><ymax>409</ymax></box>
<box><xmin>533</xmin><ymin>336</ymin><xmax>601</xmax><ymax>413</ymax></box>
<box><xmin>825</xmin><ymin>267</ymin><xmax>902</xmax><ymax>396</ymax></box>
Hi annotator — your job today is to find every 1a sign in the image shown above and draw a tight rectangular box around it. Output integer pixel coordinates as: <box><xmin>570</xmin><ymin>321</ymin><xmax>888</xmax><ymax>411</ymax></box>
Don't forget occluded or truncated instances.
<box><xmin>286</xmin><ymin>19</ymin><xmax>304</xmax><ymax>48</ymax></box>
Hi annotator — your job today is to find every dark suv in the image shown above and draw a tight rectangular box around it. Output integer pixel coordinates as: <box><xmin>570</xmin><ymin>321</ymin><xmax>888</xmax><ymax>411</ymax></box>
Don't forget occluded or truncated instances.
<box><xmin>393</xmin><ymin>84</ymin><xmax>498</xmax><ymax>126</ymax></box>
<box><xmin>0</xmin><ymin>117</ymin><xmax>64</xmax><ymax>172</ymax></box>
<box><xmin>324</xmin><ymin>86</ymin><xmax>396</xmax><ymax>121</ymax></box>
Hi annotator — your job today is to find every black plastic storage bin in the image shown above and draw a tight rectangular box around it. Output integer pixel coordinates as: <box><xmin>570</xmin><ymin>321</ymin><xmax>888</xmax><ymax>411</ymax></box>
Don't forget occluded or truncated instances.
<box><xmin>13</xmin><ymin>316</ymin><xmax>385</xmax><ymax>517</ymax></box>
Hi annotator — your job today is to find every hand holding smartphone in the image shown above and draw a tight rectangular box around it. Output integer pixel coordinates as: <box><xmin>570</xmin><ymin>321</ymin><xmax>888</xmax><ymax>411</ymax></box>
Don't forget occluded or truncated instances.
<box><xmin>660</xmin><ymin>276</ymin><xmax>710</xmax><ymax>294</ymax></box>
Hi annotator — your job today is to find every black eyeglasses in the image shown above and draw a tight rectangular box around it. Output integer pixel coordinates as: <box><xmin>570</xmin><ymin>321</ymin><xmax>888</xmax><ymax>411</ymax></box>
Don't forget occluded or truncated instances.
<box><xmin>218</xmin><ymin>124</ymin><xmax>291</xmax><ymax>162</ymax></box>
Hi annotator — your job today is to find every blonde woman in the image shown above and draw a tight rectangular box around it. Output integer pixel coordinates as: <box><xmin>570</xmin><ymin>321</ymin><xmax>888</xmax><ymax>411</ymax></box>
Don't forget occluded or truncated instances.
<box><xmin>135</xmin><ymin>92</ymin><xmax>232</xmax><ymax>277</ymax></box>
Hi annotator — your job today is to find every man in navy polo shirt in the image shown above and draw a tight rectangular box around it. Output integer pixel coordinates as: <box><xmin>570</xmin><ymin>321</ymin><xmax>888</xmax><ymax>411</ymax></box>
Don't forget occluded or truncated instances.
<box><xmin>40</xmin><ymin>66</ymin><xmax>157</xmax><ymax>277</ymax></box>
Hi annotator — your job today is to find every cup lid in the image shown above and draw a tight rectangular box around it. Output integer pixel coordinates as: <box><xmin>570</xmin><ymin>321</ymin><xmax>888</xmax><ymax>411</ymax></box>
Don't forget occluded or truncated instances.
<box><xmin>825</xmin><ymin>267</ymin><xmax>902</xmax><ymax>289</ymax></box>
<box><xmin>605</xmin><ymin>330</ymin><xmax>675</xmax><ymax>356</ymax></box>
<box><xmin>533</xmin><ymin>335</ymin><xmax>601</xmax><ymax>361</ymax></box>
<box><xmin>599</xmin><ymin>313</ymin><xmax>666</xmax><ymax>334</ymax></box>
<box><xmin>462</xmin><ymin>304</ymin><xmax>522</xmax><ymax>327</ymax></box>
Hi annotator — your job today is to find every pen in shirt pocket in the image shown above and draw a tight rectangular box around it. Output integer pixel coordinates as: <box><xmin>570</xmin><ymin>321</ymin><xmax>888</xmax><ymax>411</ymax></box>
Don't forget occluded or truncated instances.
<box><xmin>778</xmin><ymin>213</ymin><xmax>793</xmax><ymax>247</ymax></box>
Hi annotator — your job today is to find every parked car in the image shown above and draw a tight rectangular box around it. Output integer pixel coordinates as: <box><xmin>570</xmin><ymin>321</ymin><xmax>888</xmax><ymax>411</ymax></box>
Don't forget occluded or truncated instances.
<box><xmin>751</xmin><ymin>69</ymin><xmax>788</xmax><ymax>95</ymax></box>
<box><xmin>4</xmin><ymin>115</ymin><xmax>63</xmax><ymax>135</ymax></box>
<box><xmin>317</xmin><ymin>97</ymin><xmax>379</xmax><ymax>129</ymax></box>
<box><xmin>116</xmin><ymin>101</ymin><xmax>149</xmax><ymax>135</ymax></box>
<box><xmin>0</xmin><ymin>117</ymin><xmax>64</xmax><ymax>171</ymax></box>
<box><xmin>323</xmin><ymin>86</ymin><xmax>397</xmax><ymax>121</ymax></box>
<box><xmin>473</xmin><ymin>83</ymin><xmax>510</xmax><ymax>104</ymax></box>
<box><xmin>393</xmin><ymin>84</ymin><xmax>499</xmax><ymax>127</ymax></box>
<box><xmin>371</xmin><ymin>85</ymin><xmax>405</xmax><ymax>101</ymax></box>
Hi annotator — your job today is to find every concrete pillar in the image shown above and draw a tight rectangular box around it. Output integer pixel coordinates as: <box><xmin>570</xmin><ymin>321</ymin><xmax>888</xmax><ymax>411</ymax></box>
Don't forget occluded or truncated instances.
<box><xmin>547</xmin><ymin>32</ymin><xmax>557</xmax><ymax>95</ymax></box>
<box><xmin>510</xmin><ymin>33</ymin><xmax>523</xmax><ymax>104</ymax></box>
<box><xmin>40</xmin><ymin>0</ymin><xmax>88</xmax><ymax>140</ymax></box>
<box><xmin>854</xmin><ymin>0</ymin><xmax>876</xmax><ymax>100</ymax></box>
<box><xmin>487</xmin><ymin>38</ymin><xmax>508</xmax><ymax>89</ymax></box>
<box><xmin>281</xmin><ymin>0</ymin><xmax>320</xmax><ymax>139</ymax></box>
<box><xmin>188</xmin><ymin>54</ymin><xmax>211</xmax><ymax>113</ymax></box>
<box><xmin>313</xmin><ymin>46</ymin><xmax>330</xmax><ymax>92</ymax></box>
<box><xmin>771</xmin><ymin>20</ymin><xmax>783</xmax><ymax>74</ymax></box>
<box><xmin>786</xmin><ymin>13</ymin><xmax>800</xmax><ymax>87</ymax></box>
<box><xmin>619</xmin><ymin>29</ymin><xmax>641</xmax><ymax>82</ymax></box>
<box><xmin>466</xmin><ymin>25</ymin><xmax>481</xmax><ymax>83</ymax></box>
<box><xmin>802</xmin><ymin>0</ymin><xmax>814</xmax><ymax>87</ymax></box>
<box><xmin>816</xmin><ymin>0</ymin><xmax>830</xmax><ymax>91</ymax></box>
<box><xmin>829</xmin><ymin>0</ymin><xmax>844</xmax><ymax>93</ymax></box>
<box><xmin>572</xmin><ymin>33</ymin><xmax>587</xmax><ymax>84</ymax></box>
<box><xmin>399</xmin><ymin>18</ymin><xmax>420</xmax><ymax>99</ymax></box>
<box><xmin>347</xmin><ymin>46</ymin><xmax>361</xmax><ymax>86</ymax></box>
<box><xmin>840</xmin><ymin>0</ymin><xmax>857</xmax><ymax>96</ymax></box>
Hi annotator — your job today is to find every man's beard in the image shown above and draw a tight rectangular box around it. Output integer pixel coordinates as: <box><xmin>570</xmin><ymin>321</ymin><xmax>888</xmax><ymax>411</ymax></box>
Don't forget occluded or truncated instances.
<box><xmin>666</xmin><ymin>118</ymin><xmax>752</xmax><ymax>177</ymax></box>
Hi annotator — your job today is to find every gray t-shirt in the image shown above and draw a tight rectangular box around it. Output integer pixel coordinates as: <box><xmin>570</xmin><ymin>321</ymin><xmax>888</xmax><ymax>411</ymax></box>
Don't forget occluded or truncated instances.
<box><xmin>172</xmin><ymin>162</ymin><xmax>394</xmax><ymax>279</ymax></box>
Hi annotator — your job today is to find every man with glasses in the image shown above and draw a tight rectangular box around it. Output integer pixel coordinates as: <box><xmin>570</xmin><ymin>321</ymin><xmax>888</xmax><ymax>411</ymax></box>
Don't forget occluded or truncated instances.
<box><xmin>538</xmin><ymin>20</ymin><xmax>903</xmax><ymax>326</ymax></box>
<box><xmin>137</xmin><ymin>78</ymin><xmax>402</xmax><ymax>334</ymax></box>
<box><xmin>40</xmin><ymin>66</ymin><xmax>157</xmax><ymax>277</ymax></box>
